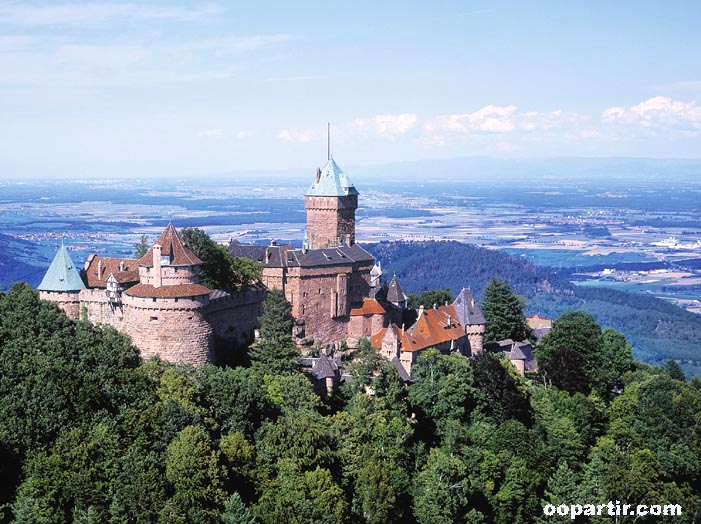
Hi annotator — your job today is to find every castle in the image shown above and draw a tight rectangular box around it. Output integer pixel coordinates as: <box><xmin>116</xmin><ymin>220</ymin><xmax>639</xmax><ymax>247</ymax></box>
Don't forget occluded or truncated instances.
<box><xmin>38</xmin><ymin>224</ymin><xmax>264</xmax><ymax>367</ymax></box>
<box><xmin>39</xmin><ymin>154</ymin><xmax>488</xmax><ymax>376</ymax></box>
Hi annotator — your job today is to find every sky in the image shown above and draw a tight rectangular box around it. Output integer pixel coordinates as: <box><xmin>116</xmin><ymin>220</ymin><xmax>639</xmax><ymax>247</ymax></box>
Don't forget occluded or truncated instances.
<box><xmin>1</xmin><ymin>0</ymin><xmax>700</xmax><ymax>179</ymax></box>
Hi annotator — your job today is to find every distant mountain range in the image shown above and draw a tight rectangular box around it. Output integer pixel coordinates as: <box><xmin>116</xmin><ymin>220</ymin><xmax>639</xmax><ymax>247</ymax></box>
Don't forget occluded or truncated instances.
<box><xmin>366</xmin><ymin>240</ymin><xmax>701</xmax><ymax>377</ymax></box>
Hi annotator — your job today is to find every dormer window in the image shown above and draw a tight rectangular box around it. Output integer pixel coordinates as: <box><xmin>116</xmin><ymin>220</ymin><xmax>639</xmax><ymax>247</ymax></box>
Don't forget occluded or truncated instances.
<box><xmin>160</xmin><ymin>255</ymin><xmax>171</xmax><ymax>266</ymax></box>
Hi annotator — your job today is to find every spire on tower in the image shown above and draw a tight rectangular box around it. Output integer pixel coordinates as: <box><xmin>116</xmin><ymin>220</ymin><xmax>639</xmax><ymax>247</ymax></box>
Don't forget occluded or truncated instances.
<box><xmin>327</xmin><ymin>122</ymin><xmax>331</xmax><ymax>161</ymax></box>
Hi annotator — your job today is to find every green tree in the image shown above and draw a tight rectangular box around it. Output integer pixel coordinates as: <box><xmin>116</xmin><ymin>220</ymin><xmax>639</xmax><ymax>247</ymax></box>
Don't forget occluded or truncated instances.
<box><xmin>133</xmin><ymin>234</ymin><xmax>149</xmax><ymax>258</ymax></box>
<box><xmin>408</xmin><ymin>350</ymin><xmax>476</xmax><ymax>431</ymax></box>
<box><xmin>472</xmin><ymin>352</ymin><xmax>532</xmax><ymax>425</ymax></box>
<box><xmin>181</xmin><ymin>227</ymin><xmax>261</xmax><ymax>291</ymax></box>
<box><xmin>255</xmin><ymin>461</ymin><xmax>348</xmax><ymax>524</ymax></box>
<box><xmin>536</xmin><ymin>311</ymin><xmax>606</xmax><ymax>394</ymax></box>
<box><xmin>481</xmin><ymin>279</ymin><xmax>532</xmax><ymax>344</ymax></box>
<box><xmin>601</xmin><ymin>327</ymin><xmax>633</xmax><ymax>389</ymax></box>
<box><xmin>664</xmin><ymin>359</ymin><xmax>686</xmax><ymax>381</ymax></box>
<box><xmin>413</xmin><ymin>448</ymin><xmax>470</xmax><ymax>524</ymax></box>
<box><xmin>248</xmin><ymin>289</ymin><xmax>300</xmax><ymax>375</ymax></box>
<box><xmin>407</xmin><ymin>289</ymin><xmax>454</xmax><ymax>310</ymax></box>
<box><xmin>164</xmin><ymin>425</ymin><xmax>226</xmax><ymax>522</ymax></box>
<box><xmin>221</xmin><ymin>492</ymin><xmax>255</xmax><ymax>524</ymax></box>
<box><xmin>354</xmin><ymin>456</ymin><xmax>397</xmax><ymax>524</ymax></box>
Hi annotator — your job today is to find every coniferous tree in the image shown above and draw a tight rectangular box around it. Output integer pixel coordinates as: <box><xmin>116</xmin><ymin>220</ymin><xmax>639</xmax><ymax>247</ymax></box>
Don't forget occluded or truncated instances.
<box><xmin>665</xmin><ymin>359</ymin><xmax>686</xmax><ymax>381</ymax></box>
<box><xmin>221</xmin><ymin>492</ymin><xmax>255</xmax><ymax>524</ymax></box>
<box><xmin>481</xmin><ymin>278</ymin><xmax>532</xmax><ymax>344</ymax></box>
<box><xmin>133</xmin><ymin>234</ymin><xmax>149</xmax><ymax>258</ymax></box>
<box><xmin>248</xmin><ymin>289</ymin><xmax>300</xmax><ymax>375</ymax></box>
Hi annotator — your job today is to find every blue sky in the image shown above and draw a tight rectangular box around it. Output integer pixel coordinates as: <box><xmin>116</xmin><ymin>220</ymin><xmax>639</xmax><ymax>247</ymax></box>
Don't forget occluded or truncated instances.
<box><xmin>1</xmin><ymin>0</ymin><xmax>700</xmax><ymax>178</ymax></box>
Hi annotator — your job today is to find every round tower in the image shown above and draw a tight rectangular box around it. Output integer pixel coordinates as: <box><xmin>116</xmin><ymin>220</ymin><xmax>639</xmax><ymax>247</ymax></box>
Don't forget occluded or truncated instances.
<box><xmin>124</xmin><ymin>223</ymin><xmax>214</xmax><ymax>366</ymax></box>
<box><xmin>37</xmin><ymin>243</ymin><xmax>86</xmax><ymax>320</ymax></box>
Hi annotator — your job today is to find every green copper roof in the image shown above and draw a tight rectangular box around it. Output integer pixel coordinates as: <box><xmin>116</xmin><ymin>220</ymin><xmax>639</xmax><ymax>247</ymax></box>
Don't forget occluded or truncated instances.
<box><xmin>38</xmin><ymin>244</ymin><xmax>86</xmax><ymax>292</ymax></box>
<box><xmin>305</xmin><ymin>158</ymin><xmax>359</xmax><ymax>197</ymax></box>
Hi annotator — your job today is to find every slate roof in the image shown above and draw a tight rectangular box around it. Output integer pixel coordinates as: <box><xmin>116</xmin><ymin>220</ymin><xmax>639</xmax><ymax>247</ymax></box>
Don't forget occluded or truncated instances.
<box><xmin>386</xmin><ymin>275</ymin><xmax>407</xmax><ymax>304</ymax></box>
<box><xmin>138</xmin><ymin>223</ymin><xmax>202</xmax><ymax>267</ymax></box>
<box><xmin>533</xmin><ymin>327</ymin><xmax>552</xmax><ymax>342</ymax></box>
<box><xmin>390</xmin><ymin>357</ymin><xmax>412</xmax><ymax>382</ymax></box>
<box><xmin>452</xmin><ymin>288</ymin><xmax>486</xmax><ymax>325</ymax></box>
<box><xmin>229</xmin><ymin>241</ymin><xmax>374</xmax><ymax>269</ymax></box>
<box><xmin>493</xmin><ymin>339</ymin><xmax>538</xmax><ymax>372</ymax></box>
<box><xmin>372</xmin><ymin>305</ymin><xmax>466</xmax><ymax>353</ymax></box>
<box><xmin>38</xmin><ymin>244</ymin><xmax>86</xmax><ymax>292</ymax></box>
<box><xmin>350</xmin><ymin>298</ymin><xmax>386</xmax><ymax>316</ymax></box>
<box><xmin>83</xmin><ymin>254</ymin><xmax>140</xmax><ymax>288</ymax></box>
<box><xmin>125</xmin><ymin>283</ymin><xmax>211</xmax><ymax>298</ymax></box>
<box><xmin>305</xmin><ymin>158</ymin><xmax>359</xmax><ymax>197</ymax></box>
<box><xmin>312</xmin><ymin>353</ymin><xmax>339</xmax><ymax>380</ymax></box>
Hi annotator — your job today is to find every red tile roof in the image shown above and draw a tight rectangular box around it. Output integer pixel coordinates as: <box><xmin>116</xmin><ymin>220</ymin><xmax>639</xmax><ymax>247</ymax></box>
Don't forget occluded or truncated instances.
<box><xmin>125</xmin><ymin>283</ymin><xmax>211</xmax><ymax>298</ymax></box>
<box><xmin>138</xmin><ymin>223</ymin><xmax>202</xmax><ymax>267</ymax></box>
<box><xmin>350</xmin><ymin>298</ymin><xmax>386</xmax><ymax>316</ymax></box>
<box><xmin>371</xmin><ymin>304</ymin><xmax>466</xmax><ymax>353</ymax></box>
<box><xmin>83</xmin><ymin>255</ymin><xmax>140</xmax><ymax>288</ymax></box>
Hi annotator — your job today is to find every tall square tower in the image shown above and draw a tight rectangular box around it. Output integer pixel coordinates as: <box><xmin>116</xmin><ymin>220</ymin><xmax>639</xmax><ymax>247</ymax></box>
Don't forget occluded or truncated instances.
<box><xmin>304</xmin><ymin>158</ymin><xmax>359</xmax><ymax>249</ymax></box>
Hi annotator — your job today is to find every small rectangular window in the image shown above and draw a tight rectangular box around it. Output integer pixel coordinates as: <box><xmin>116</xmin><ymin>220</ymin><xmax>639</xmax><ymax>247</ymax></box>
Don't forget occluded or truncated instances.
<box><xmin>150</xmin><ymin>316</ymin><xmax>158</xmax><ymax>321</ymax></box>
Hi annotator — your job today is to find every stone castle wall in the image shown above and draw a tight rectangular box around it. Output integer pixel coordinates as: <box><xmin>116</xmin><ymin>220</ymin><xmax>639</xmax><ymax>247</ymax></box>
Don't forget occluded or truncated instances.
<box><xmin>122</xmin><ymin>294</ymin><xmax>213</xmax><ymax>366</ymax></box>
<box><xmin>466</xmin><ymin>324</ymin><xmax>486</xmax><ymax>356</ymax></box>
<box><xmin>207</xmin><ymin>287</ymin><xmax>266</xmax><ymax>351</ymax></box>
<box><xmin>39</xmin><ymin>290</ymin><xmax>81</xmax><ymax>320</ymax></box>
<box><xmin>304</xmin><ymin>195</ymin><xmax>357</xmax><ymax>249</ymax></box>
<box><xmin>78</xmin><ymin>288</ymin><xmax>127</xmax><ymax>330</ymax></box>
<box><xmin>280</xmin><ymin>262</ymin><xmax>373</xmax><ymax>344</ymax></box>
<box><xmin>138</xmin><ymin>264</ymin><xmax>200</xmax><ymax>287</ymax></box>
<box><xmin>348</xmin><ymin>312</ymin><xmax>385</xmax><ymax>340</ymax></box>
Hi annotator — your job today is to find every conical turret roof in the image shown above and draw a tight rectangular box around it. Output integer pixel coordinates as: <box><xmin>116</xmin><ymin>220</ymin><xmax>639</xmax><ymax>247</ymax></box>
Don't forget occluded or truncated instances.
<box><xmin>138</xmin><ymin>223</ymin><xmax>202</xmax><ymax>266</ymax></box>
<box><xmin>305</xmin><ymin>158</ymin><xmax>359</xmax><ymax>197</ymax></box>
<box><xmin>38</xmin><ymin>244</ymin><xmax>86</xmax><ymax>292</ymax></box>
<box><xmin>386</xmin><ymin>275</ymin><xmax>407</xmax><ymax>304</ymax></box>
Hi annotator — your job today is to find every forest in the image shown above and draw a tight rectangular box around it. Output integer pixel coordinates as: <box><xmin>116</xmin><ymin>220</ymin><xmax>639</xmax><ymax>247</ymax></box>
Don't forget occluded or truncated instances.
<box><xmin>1</xmin><ymin>282</ymin><xmax>700</xmax><ymax>524</ymax></box>
<box><xmin>367</xmin><ymin>241</ymin><xmax>701</xmax><ymax>373</ymax></box>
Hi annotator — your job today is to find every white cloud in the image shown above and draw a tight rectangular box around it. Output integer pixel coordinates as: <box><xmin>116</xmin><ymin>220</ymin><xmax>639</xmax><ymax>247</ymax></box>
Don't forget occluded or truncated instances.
<box><xmin>354</xmin><ymin>113</ymin><xmax>418</xmax><ymax>140</ymax></box>
<box><xmin>278</xmin><ymin>129</ymin><xmax>314</xmax><ymax>143</ymax></box>
<box><xmin>601</xmin><ymin>96</ymin><xmax>701</xmax><ymax>131</ymax></box>
<box><xmin>236</xmin><ymin>131</ymin><xmax>249</xmax><ymax>140</ymax></box>
<box><xmin>422</xmin><ymin>105</ymin><xmax>579</xmax><ymax>146</ymax></box>
<box><xmin>0</xmin><ymin>3</ymin><xmax>221</xmax><ymax>27</ymax></box>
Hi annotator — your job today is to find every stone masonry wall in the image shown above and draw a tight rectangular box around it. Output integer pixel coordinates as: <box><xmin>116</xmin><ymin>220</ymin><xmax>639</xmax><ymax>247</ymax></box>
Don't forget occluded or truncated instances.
<box><xmin>304</xmin><ymin>195</ymin><xmax>357</xmax><ymax>249</ymax></box>
<box><xmin>123</xmin><ymin>295</ymin><xmax>213</xmax><ymax>366</ymax></box>
<box><xmin>39</xmin><ymin>291</ymin><xmax>81</xmax><ymax>320</ymax></box>
<box><xmin>207</xmin><ymin>287</ymin><xmax>266</xmax><ymax>354</ymax></box>
<box><xmin>79</xmin><ymin>288</ymin><xmax>127</xmax><ymax>330</ymax></box>
<box><xmin>283</xmin><ymin>262</ymin><xmax>373</xmax><ymax>345</ymax></box>
<box><xmin>466</xmin><ymin>324</ymin><xmax>486</xmax><ymax>356</ymax></box>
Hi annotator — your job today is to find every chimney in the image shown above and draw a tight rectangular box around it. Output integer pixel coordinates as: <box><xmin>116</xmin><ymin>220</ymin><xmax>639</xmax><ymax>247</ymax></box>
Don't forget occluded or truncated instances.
<box><xmin>315</xmin><ymin>167</ymin><xmax>321</xmax><ymax>184</ymax></box>
<box><xmin>97</xmin><ymin>259</ymin><xmax>103</xmax><ymax>280</ymax></box>
<box><xmin>153</xmin><ymin>244</ymin><xmax>162</xmax><ymax>288</ymax></box>
<box><xmin>119</xmin><ymin>260</ymin><xmax>125</xmax><ymax>272</ymax></box>
<box><xmin>433</xmin><ymin>303</ymin><xmax>437</xmax><ymax>310</ymax></box>
<box><xmin>471</xmin><ymin>298</ymin><xmax>475</xmax><ymax>308</ymax></box>
<box><xmin>418</xmin><ymin>305</ymin><xmax>424</xmax><ymax>318</ymax></box>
